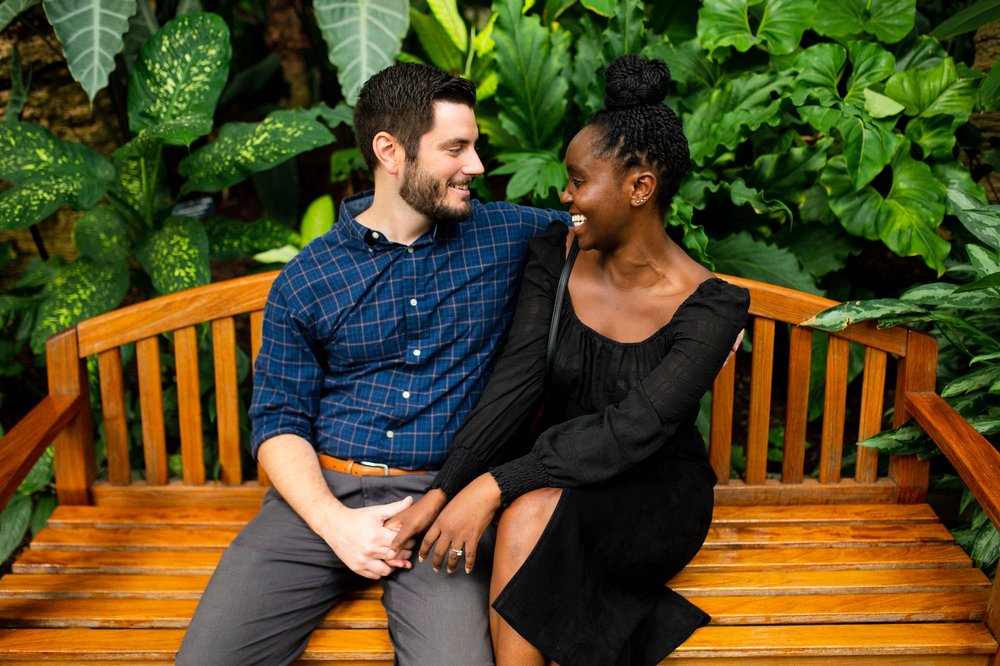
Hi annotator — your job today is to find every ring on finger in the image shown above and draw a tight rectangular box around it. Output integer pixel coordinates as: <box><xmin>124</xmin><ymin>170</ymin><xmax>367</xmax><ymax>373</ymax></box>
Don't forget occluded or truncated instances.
<box><xmin>449</xmin><ymin>547</ymin><xmax>463</xmax><ymax>556</ymax></box>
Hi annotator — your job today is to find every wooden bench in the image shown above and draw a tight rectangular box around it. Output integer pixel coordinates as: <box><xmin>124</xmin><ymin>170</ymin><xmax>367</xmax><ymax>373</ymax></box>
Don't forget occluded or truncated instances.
<box><xmin>1</xmin><ymin>271</ymin><xmax>998</xmax><ymax>664</ymax></box>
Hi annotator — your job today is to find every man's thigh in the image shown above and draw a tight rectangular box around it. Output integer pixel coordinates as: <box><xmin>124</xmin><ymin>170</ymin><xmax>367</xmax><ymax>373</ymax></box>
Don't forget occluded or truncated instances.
<box><xmin>177</xmin><ymin>479</ymin><xmax>365</xmax><ymax>666</ymax></box>
<box><xmin>382</xmin><ymin>521</ymin><xmax>496</xmax><ymax>666</ymax></box>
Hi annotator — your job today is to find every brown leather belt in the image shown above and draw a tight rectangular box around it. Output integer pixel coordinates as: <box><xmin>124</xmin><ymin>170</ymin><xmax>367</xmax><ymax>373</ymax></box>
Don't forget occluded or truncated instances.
<box><xmin>318</xmin><ymin>453</ymin><xmax>429</xmax><ymax>477</ymax></box>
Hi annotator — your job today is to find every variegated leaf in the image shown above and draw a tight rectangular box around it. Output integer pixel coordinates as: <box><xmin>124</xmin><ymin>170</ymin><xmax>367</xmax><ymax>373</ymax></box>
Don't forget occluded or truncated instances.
<box><xmin>127</xmin><ymin>12</ymin><xmax>230</xmax><ymax>140</ymax></box>
<box><xmin>804</xmin><ymin>299</ymin><xmax>927</xmax><ymax>331</ymax></box>
<box><xmin>31</xmin><ymin>258</ymin><xmax>129</xmax><ymax>353</ymax></box>
<box><xmin>177</xmin><ymin>107</ymin><xmax>335</xmax><ymax>195</ymax></box>
<box><xmin>205</xmin><ymin>217</ymin><xmax>298</xmax><ymax>258</ymax></box>
<box><xmin>74</xmin><ymin>205</ymin><xmax>131</xmax><ymax>264</ymax></box>
<box><xmin>0</xmin><ymin>122</ymin><xmax>115</xmax><ymax>230</ymax></box>
<box><xmin>137</xmin><ymin>216</ymin><xmax>210</xmax><ymax>294</ymax></box>
<box><xmin>42</xmin><ymin>0</ymin><xmax>137</xmax><ymax>104</ymax></box>
<box><xmin>314</xmin><ymin>0</ymin><xmax>409</xmax><ymax>106</ymax></box>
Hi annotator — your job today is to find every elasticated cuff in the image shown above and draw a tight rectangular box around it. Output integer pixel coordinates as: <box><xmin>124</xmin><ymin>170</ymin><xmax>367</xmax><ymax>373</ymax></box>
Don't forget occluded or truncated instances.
<box><xmin>490</xmin><ymin>451</ymin><xmax>551</xmax><ymax>505</ymax></box>
<box><xmin>429</xmin><ymin>448</ymin><xmax>488</xmax><ymax>497</ymax></box>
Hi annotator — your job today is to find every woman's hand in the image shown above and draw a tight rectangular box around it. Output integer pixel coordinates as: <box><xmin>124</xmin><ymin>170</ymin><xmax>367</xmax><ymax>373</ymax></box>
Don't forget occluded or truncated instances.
<box><xmin>420</xmin><ymin>473</ymin><xmax>502</xmax><ymax>574</ymax></box>
<box><xmin>383</xmin><ymin>489</ymin><xmax>448</xmax><ymax>563</ymax></box>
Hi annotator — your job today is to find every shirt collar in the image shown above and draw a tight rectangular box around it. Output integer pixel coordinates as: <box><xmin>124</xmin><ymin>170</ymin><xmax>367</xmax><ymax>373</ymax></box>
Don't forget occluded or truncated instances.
<box><xmin>337</xmin><ymin>190</ymin><xmax>474</xmax><ymax>252</ymax></box>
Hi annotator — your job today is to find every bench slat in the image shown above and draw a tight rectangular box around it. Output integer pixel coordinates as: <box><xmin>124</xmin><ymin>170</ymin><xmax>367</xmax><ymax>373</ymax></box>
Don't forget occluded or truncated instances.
<box><xmin>745</xmin><ymin>317</ymin><xmax>774</xmax><ymax>485</ymax></box>
<box><xmin>819</xmin><ymin>336</ymin><xmax>849</xmax><ymax>483</ymax></box>
<box><xmin>136</xmin><ymin>337</ymin><xmax>168</xmax><ymax>485</ymax></box>
<box><xmin>174</xmin><ymin>326</ymin><xmax>205</xmax><ymax>485</ymax></box>
<box><xmin>856</xmin><ymin>347</ymin><xmax>887</xmax><ymax>482</ymax></box>
<box><xmin>211</xmin><ymin>317</ymin><xmax>242</xmax><ymax>485</ymax></box>
<box><xmin>97</xmin><ymin>349</ymin><xmax>130</xmax><ymax>486</ymax></box>
<box><xmin>782</xmin><ymin>326</ymin><xmax>811</xmax><ymax>483</ymax></box>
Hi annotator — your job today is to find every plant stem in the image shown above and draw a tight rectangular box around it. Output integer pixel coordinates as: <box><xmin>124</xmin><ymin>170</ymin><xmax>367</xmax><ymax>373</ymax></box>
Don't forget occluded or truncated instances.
<box><xmin>27</xmin><ymin>225</ymin><xmax>48</xmax><ymax>261</ymax></box>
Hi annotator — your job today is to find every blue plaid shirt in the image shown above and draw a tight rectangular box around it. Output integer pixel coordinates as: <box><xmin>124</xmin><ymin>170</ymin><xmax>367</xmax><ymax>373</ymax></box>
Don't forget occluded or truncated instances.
<box><xmin>250</xmin><ymin>191</ymin><xmax>568</xmax><ymax>469</ymax></box>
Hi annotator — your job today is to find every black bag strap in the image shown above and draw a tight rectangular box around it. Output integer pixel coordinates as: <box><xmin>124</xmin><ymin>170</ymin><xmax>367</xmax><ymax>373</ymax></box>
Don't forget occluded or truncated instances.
<box><xmin>546</xmin><ymin>235</ymin><xmax>580</xmax><ymax>379</ymax></box>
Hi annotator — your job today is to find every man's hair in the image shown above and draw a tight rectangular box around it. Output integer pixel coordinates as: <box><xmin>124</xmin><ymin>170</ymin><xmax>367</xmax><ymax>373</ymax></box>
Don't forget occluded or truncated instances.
<box><xmin>588</xmin><ymin>56</ymin><xmax>690</xmax><ymax>211</ymax></box>
<box><xmin>354</xmin><ymin>63</ymin><xmax>477</xmax><ymax>172</ymax></box>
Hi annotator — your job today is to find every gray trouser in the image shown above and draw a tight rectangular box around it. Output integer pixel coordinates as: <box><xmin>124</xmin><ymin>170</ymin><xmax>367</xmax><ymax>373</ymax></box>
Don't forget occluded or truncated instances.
<box><xmin>177</xmin><ymin>469</ymin><xmax>495</xmax><ymax>666</ymax></box>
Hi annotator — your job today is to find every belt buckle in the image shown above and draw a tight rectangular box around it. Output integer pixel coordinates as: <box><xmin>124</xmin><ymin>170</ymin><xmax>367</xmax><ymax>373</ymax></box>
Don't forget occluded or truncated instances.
<box><xmin>359</xmin><ymin>461</ymin><xmax>390</xmax><ymax>476</ymax></box>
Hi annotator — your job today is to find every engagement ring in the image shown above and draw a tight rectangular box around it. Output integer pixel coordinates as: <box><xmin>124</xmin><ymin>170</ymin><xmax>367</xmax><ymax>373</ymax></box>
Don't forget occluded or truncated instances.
<box><xmin>450</xmin><ymin>548</ymin><xmax>464</xmax><ymax>556</ymax></box>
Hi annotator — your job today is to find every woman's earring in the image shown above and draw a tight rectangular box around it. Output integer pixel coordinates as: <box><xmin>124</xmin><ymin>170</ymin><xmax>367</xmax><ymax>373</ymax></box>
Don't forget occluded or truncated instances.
<box><xmin>631</xmin><ymin>197</ymin><xmax>648</xmax><ymax>207</ymax></box>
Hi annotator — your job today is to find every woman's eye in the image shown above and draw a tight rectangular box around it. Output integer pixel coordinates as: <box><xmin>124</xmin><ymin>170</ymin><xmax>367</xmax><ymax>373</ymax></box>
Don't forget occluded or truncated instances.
<box><xmin>571</xmin><ymin>178</ymin><xmax>583</xmax><ymax>187</ymax></box>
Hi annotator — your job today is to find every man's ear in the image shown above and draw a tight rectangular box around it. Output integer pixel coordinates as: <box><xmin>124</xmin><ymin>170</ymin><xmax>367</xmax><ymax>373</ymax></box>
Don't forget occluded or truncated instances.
<box><xmin>372</xmin><ymin>131</ymin><xmax>404</xmax><ymax>175</ymax></box>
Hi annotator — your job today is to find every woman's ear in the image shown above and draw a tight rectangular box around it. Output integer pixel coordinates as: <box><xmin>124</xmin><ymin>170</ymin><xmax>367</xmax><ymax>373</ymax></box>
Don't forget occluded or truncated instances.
<box><xmin>629</xmin><ymin>171</ymin><xmax>657</xmax><ymax>208</ymax></box>
<box><xmin>372</xmin><ymin>131</ymin><xmax>404</xmax><ymax>175</ymax></box>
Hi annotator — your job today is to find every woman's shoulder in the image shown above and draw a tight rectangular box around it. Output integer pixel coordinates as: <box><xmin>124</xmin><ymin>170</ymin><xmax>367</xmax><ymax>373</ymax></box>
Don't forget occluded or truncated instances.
<box><xmin>527</xmin><ymin>220</ymin><xmax>571</xmax><ymax>264</ymax></box>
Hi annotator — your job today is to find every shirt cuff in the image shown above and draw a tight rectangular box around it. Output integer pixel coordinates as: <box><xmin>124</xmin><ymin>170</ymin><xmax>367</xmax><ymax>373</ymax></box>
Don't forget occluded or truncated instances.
<box><xmin>429</xmin><ymin>448</ymin><xmax>487</xmax><ymax>497</ymax></box>
<box><xmin>489</xmin><ymin>451</ymin><xmax>551</xmax><ymax>505</ymax></box>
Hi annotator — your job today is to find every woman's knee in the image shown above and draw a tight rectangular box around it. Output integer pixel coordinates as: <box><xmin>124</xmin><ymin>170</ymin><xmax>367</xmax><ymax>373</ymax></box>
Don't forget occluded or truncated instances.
<box><xmin>496</xmin><ymin>488</ymin><xmax>562</xmax><ymax>557</ymax></box>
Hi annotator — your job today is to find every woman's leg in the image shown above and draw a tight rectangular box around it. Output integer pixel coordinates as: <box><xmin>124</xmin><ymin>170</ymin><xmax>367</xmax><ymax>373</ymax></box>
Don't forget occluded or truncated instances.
<box><xmin>490</xmin><ymin>487</ymin><xmax>563</xmax><ymax>666</ymax></box>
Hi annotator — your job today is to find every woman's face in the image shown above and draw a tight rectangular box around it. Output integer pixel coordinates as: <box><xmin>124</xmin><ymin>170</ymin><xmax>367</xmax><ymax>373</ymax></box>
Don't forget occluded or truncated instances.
<box><xmin>560</xmin><ymin>126</ymin><xmax>632</xmax><ymax>251</ymax></box>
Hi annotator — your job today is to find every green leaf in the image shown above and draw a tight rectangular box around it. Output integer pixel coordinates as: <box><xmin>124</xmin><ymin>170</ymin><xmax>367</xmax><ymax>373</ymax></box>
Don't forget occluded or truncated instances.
<box><xmin>844</xmin><ymin>41</ymin><xmax>896</xmax><ymax>105</ymax></box>
<box><xmin>791</xmin><ymin>43</ymin><xmax>846</xmax><ymax>107</ymax></box>
<box><xmin>905</xmin><ymin>116</ymin><xmax>957</xmax><ymax>160</ymax></box>
<box><xmin>604</xmin><ymin>0</ymin><xmax>646</xmax><ymax>59</ymax></box>
<box><xmin>427</xmin><ymin>0</ymin><xmax>467</xmax><ymax>52</ymax></box>
<box><xmin>857</xmin><ymin>421</ymin><xmax>932</xmax><ymax>456</ymax></box>
<box><xmin>0</xmin><ymin>0</ymin><xmax>40</xmax><ymax>32</ymax></box>
<box><xmin>804</xmin><ymin>298</ymin><xmax>926</xmax><ymax>331</ymax></box>
<box><xmin>746</xmin><ymin>143</ymin><xmax>829</xmax><ymax>199</ymax></box>
<box><xmin>253</xmin><ymin>244</ymin><xmax>300</xmax><ymax>264</ymax></box>
<box><xmin>581</xmin><ymin>0</ymin><xmax>615</xmax><ymax>15</ymax></box>
<box><xmin>29</xmin><ymin>492</ymin><xmax>56</xmax><ymax>535</ymax></box>
<box><xmin>727</xmin><ymin>177</ymin><xmax>792</xmax><ymax>219</ymax></box>
<box><xmin>823</xmin><ymin>151</ymin><xmax>950</xmax><ymax>274</ymax></box>
<box><xmin>137</xmin><ymin>216</ymin><xmax>210</xmax><ymax>295</ymax></box>
<box><xmin>948</xmin><ymin>190</ymin><xmax>1000</xmax><ymax>251</ymax></box>
<box><xmin>204</xmin><ymin>217</ymin><xmax>297</xmax><ymax>259</ymax></box>
<box><xmin>314</xmin><ymin>0</ymin><xmax>409</xmax><ymax>106</ymax></box>
<box><xmin>18</xmin><ymin>446</ymin><xmax>52</xmax><ymax>494</ymax></box>
<box><xmin>967</xmin><ymin>245</ymin><xmax>1000</xmax><ymax>279</ymax></box>
<box><xmin>31</xmin><ymin>258</ymin><xmax>129</xmax><ymax>353</ymax></box>
<box><xmin>0</xmin><ymin>493</ymin><xmax>30</xmax><ymax>563</ymax></box>
<box><xmin>942</xmin><ymin>364</ymin><xmax>1000</xmax><ymax>398</ymax></box>
<box><xmin>814</xmin><ymin>0</ymin><xmax>914</xmax><ymax>43</ymax></box>
<box><xmin>0</xmin><ymin>121</ymin><xmax>115</xmax><ymax>230</ymax></box>
<box><xmin>979</xmin><ymin>56</ymin><xmax>1000</xmax><ymax>110</ymax></box>
<box><xmin>42</xmin><ymin>0</ymin><xmax>136</xmax><ymax>103</ymax></box>
<box><xmin>492</xmin><ymin>150</ymin><xmax>565</xmax><ymax>201</ymax></box>
<box><xmin>833</xmin><ymin>113</ymin><xmax>902</xmax><ymax>191</ymax></box>
<box><xmin>955</xmin><ymin>272</ymin><xmax>1000</xmax><ymax>294</ymax></box>
<box><xmin>122</xmin><ymin>0</ymin><xmax>157</xmax><ymax>72</ymax></box>
<box><xmin>864</xmin><ymin>88</ymin><xmax>905</xmax><ymax>118</ymax></box>
<box><xmin>884</xmin><ymin>58</ymin><xmax>977</xmax><ymax>122</ymax></box>
<box><xmin>491</xmin><ymin>0</ymin><xmax>569</xmax><ymax>151</ymax></box>
<box><xmin>970</xmin><ymin>520</ymin><xmax>1000</xmax><ymax>568</ymax></box>
<box><xmin>646</xmin><ymin>38</ymin><xmax>719</xmax><ymax>92</ymax></box>
<box><xmin>409</xmin><ymin>6</ymin><xmax>463</xmax><ymax>73</ymax></box>
<box><xmin>178</xmin><ymin>107</ymin><xmax>336</xmax><ymax>195</ymax></box>
<box><xmin>782</xmin><ymin>222</ymin><xmax>857</xmax><ymax>279</ymax></box>
<box><xmin>300</xmin><ymin>195</ymin><xmax>335</xmax><ymax>246</ymax></box>
<box><xmin>901</xmin><ymin>282</ymin><xmax>1000</xmax><ymax>310</ymax></box>
<box><xmin>74</xmin><ymin>205</ymin><xmax>131</xmax><ymax>264</ymax></box>
<box><xmin>698</xmin><ymin>0</ymin><xmax>815</xmax><ymax>56</ymax></box>
<box><xmin>709</xmin><ymin>231</ymin><xmax>821</xmax><ymax>295</ymax></box>
<box><xmin>5</xmin><ymin>40</ymin><xmax>30</xmax><ymax>123</ymax></box>
<box><xmin>931</xmin><ymin>0</ymin><xmax>1000</xmax><ymax>39</ymax></box>
<box><xmin>127</xmin><ymin>12</ymin><xmax>231</xmax><ymax>141</ymax></box>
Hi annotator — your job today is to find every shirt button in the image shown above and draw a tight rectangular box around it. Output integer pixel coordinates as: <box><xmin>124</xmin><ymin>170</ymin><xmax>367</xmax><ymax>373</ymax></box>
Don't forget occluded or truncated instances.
<box><xmin>407</xmin><ymin>247</ymin><xmax>414</xmax><ymax>254</ymax></box>
<box><xmin>386</xmin><ymin>430</ymin><xmax>394</xmax><ymax>439</ymax></box>
<box><xmin>410</xmin><ymin>298</ymin><xmax>417</xmax><ymax>306</ymax></box>
<box><xmin>402</xmin><ymin>391</ymin><xmax>410</xmax><ymax>399</ymax></box>
<box><xmin>412</xmin><ymin>349</ymin><xmax>421</xmax><ymax>357</ymax></box>
<box><xmin>372</xmin><ymin>231</ymin><xmax>380</xmax><ymax>239</ymax></box>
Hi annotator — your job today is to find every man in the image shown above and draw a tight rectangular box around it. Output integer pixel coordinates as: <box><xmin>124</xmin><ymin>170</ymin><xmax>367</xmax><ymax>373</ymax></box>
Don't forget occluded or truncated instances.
<box><xmin>177</xmin><ymin>63</ymin><xmax>567</xmax><ymax>665</ymax></box>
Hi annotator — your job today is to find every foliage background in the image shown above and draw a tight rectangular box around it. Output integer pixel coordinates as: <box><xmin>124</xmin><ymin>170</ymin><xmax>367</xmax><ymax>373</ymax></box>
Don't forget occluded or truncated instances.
<box><xmin>0</xmin><ymin>0</ymin><xmax>998</xmax><ymax>569</ymax></box>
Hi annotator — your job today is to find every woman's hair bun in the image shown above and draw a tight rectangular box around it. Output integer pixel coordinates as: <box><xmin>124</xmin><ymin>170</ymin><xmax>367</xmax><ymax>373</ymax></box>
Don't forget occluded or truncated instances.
<box><xmin>603</xmin><ymin>56</ymin><xmax>672</xmax><ymax>111</ymax></box>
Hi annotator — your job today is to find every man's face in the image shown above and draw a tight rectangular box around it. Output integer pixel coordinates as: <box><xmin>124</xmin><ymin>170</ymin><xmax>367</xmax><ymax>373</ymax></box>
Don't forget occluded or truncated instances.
<box><xmin>399</xmin><ymin>101</ymin><xmax>484</xmax><ymax>223</ymax></box>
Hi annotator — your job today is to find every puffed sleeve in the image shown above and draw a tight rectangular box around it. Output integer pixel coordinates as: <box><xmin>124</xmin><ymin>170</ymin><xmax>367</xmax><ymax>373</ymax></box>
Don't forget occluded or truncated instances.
<box><xmin>490</xmin><ymin>278</ymin><xmax>749</xmax><ymax>504</ymax></box>
<box><xmin>430</xmin><ymin>222</ymin><xmax>569</xmax><ymax>497</ymax></box>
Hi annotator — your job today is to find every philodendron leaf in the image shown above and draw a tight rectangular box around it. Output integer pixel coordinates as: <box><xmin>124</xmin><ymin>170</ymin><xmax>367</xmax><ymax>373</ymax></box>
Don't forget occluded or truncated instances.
<box><xmin>709</xmin><ymin>231</ymin><xmax>821</xmax><ymax>295</ymax></box>
<box><xmin>948</xmin><ymin>190</ymin><xmax>1000</xmax><ymax>251</ymax></box>
<box><xmin>74</xmin><ymin>205</ymin><xmax>131</xmax><ymax>264</ymax></box>
<box><xmin>822</xmin><ymin>152</ymin><xmax>950</xmax><ymax>274</ymax></box>
<box><xmin>832</xmin><ymin>113</ymin><xmax>902</xmax><ymax>191</ymax></box>
<box><xmin>314</xmin><ymin>0</ymin><xmax>409</xmax><ymax>106</ymax></box>
<box><xmin>843</xmin><ymin>40</ymin><xmax>895</xmax><ymax>106</ymax></box>
<box><xmin>804</xmin><ymin>299</ymin><xmax>926</xmax><ymax>331</ymax></box>
<box><xmin>31</xmin><ymin>258</ymin><xmax>129</xmax><ymax>353</ymax></box>
<box><xmin>813</xmin><ymin>0</ymin><xmax>914</xmax><ymax>44</ymax></box>
<box><xmin>42</xmin><ymin>0</ymin><xmax>136</xmax><ymax>103</ymax></box>
<box><xmin>491</xmin><ymin>0</ymin><xmax>569</xmax><ymax>151</ymax></box>
<box><xmin>884</xmin><ymin>58</ymin><xmax>977</xmax><ymax>122</ymax></box>
<box><xmin>178</xmin><ymin>107</ymin><xmax>336</xmax><ymax>195</ymax></box>
<box><xmin>864</xmin><ymin>89</ymin><xmax>905</xmax><ymax>119</ymax></box>
<box><xmin>127</xmin><ymin>12</ymin><xmax>230</xmax><ymax>141</ymax></box>
<box><xmin>697</xmin><ymin>0</ymin><xmax>814</xmax><ymax>56</ymax></box>
<box><xmin>492</xmin><ymin>150</ymin><xmax>565</xmax><ymax>201</ymax></box>
<box><xmin>0</xmin><ymin>0</ymin><xmax>40</xmax><ymax>33</ymax></box>
<box><xmin>409</xmin><ymin>7</ymin><xmax>463</xmax><ymax>73</ymax></box>
<box><xmin>138</xmin><ymin>216</ymin><xmax>210</xmax><ymax>294</ymax></box>
<box><xmin>0</xmin><ymin>122</ymin><xmax>115</xmax><ymax>230</ymax></box>
<box><xmin>427</xmin><ymin>0</ymin><xmax>467</xmax><ymax>52</ymax></box>
<box><xmin>791</xmin><ymin>43</ymin><xmax>846</xmax><ymax>108</ymax></box>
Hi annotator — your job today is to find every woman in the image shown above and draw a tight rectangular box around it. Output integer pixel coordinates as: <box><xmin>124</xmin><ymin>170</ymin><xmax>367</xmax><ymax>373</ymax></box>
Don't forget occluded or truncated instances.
<box><xmin>389</xmin><ymin>55</ymin><xmax>749</xmax><ymax>665</ymax></box>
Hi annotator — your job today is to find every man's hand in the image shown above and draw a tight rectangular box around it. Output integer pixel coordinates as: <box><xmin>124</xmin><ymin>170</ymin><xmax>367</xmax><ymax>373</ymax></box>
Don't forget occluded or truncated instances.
<box><xmin>420</xmin><ymin>474</ymin><xmax>501</xmax><ymax>575</ymax></box>
<box><xmin>318</xmin><ymin>496</ymin><xmax>415</xmax><ymax>579</ymax></box>
<box><xmin>384</xmin><ymin>489</ymin><xmax>448</xmax><ymax>558</ymax></box>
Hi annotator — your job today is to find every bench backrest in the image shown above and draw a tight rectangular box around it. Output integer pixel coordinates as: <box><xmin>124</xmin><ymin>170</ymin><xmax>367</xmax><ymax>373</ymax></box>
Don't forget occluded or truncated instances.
<box><xmin>45</xmin><ymin>272</ymin><xmax>937</xmax><ymax>507</ymax></box>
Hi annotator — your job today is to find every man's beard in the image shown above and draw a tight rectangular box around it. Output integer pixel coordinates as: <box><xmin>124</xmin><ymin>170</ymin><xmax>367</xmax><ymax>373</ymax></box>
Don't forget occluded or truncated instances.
<box><xmin>399</xmin><ymin>160</ymin><xmax>472</xmax><ymax>224</ymax></box>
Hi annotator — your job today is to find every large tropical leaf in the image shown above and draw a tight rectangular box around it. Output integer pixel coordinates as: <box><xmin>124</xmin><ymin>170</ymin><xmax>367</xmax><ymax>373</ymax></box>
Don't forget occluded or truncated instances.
<box><xmin>0</xmin><ymin>0</ymin><xmax>40</xmax><ymax>35</ymax></box>
<box><xmin>931</xmin><ymin>0</ymin><xmax>1000</xmax><ymax>39</ymax></box>
<box><xmin>843</xmin><ymin>41</ymin><xmax>895</xmax><ymax>106</ymax></box>
<box><xmin>822</xmin><ymin>151</ymin><xmax>950</xmax><ymax>274</ymax></box>
<box><xmin>74</xmin><ymin>205</ymin><xmax>131</xmax><ymax>264</ymax></box>
<box><xmin>409</xmin><ymin>6</ymin><xmax>463</xmax><ymax>73</ymax></box>
<box><xmin>178</xmin><ymin>107</ymin><xmax>336</xmax><ymax>195</ymax></box>
<box><xmin>884</xmin><ymin>58</ymin><xmax>977</xmax><ymax>122</ymax></box>
<box><xmin>205</xmin><ymin>217</ymin><xmax>299</xmax><ymax>259</ymax></box>
<box><xmin>31</xmin><ymin>258</ymin><xmax>129</xmax><ymax>353</ymax></box>
<box><xmin>804</xmin><ymin>298</ymin><xmax>927</xmax><ymax>331</ymax></box>
<box><xmin>948</xmin><ymin>190</ymin><xmax>1000</xmax><ymax>252</ymax></box>
<box><xmin>127</xmin><ymin>12</ymin><xmax>230</xmax><ymax>141</ymax></box>
<box><xmin>314</xmin><ymin>0</ymin><xmax>409</xmax><ymax>106</ymax></box>
<box><xmin>427</xmin><ymin>0</ymin><xmax>466</xmax><ymax>52</ymax></box>
<box><xmin>42</xmin><ymin>0</ymin><xmax>136</xmax><ymax>104</ymax></box>
<box><xmin>603</xmin><ymin>0</ymin><xmax>645</xmax><ymax>60</ymax></box>
<box><xmin>137</xmin><ymin>216</ymin><xmax>210</xmax><ymax>294</ymax></box>
<box><xmin>697</xmin><ymin>0</ymin><xmax>814</xmax><ymax>57</ymax></box>
<box><xmin>492</xmin><ymin>150</ymin><xmax>565</xmax><ymax>201</ymax></box>
<box><xmin>121</xmin><ymin>0</ymin><xmax>157</xmax><ymax>72</ymax></box>
<box><xmin>490</xmin><ymin>0</ymin><xmax>569</xmax><ymax>151</ymax></box>
<box><xmin>0</xmin><ymin>122</ymin><xmax>115</xmax><ymax>230</ymax></box>
<box><xmin>813</xmin><ymin>0</ymin><xmax>915</xmax><ymax>43</ymax></box>
<box><xmin>0</xmin><ymin>493</ymin><xmax>30</xmax><ymax>563</ymax></box>
<box><xmin>709</xmin><ymin>231</ymin><xmax>821</xmax><ymax>294</ymax></box>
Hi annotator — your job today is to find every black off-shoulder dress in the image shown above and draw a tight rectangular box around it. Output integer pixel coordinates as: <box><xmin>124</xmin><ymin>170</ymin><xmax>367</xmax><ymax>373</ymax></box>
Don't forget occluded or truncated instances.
<box><xmin>432</xmin><ymin>222</ymin><xmax>750</xmax><ymax>665</ymax></box>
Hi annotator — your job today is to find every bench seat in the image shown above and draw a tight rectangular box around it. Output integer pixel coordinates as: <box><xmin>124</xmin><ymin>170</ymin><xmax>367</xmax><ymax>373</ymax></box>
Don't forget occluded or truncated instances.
<box><xmin>0</xmin><ymin>501</ymin><xmax>994</xmax><ymax>663</ymax></box>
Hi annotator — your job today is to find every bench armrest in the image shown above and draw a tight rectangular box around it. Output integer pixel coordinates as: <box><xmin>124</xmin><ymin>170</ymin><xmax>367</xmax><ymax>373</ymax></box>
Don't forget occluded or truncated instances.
<box><xmin>906</xmin><ymin>391</ymin><xmax>1000</xmax><ymax>532</ymax></box>
<box><xmin>0</xmin><ymin>395</ymin><xmax>81</xmax><ymax>511</ymax></box>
